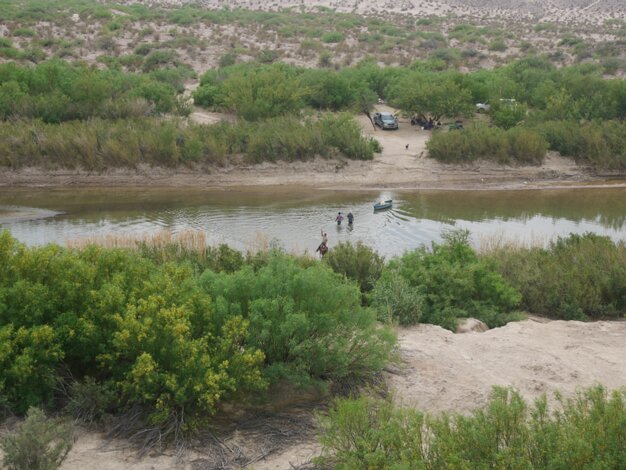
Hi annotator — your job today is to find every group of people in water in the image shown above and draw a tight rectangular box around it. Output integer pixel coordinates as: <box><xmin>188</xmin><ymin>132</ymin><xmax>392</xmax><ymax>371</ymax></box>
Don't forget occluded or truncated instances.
<box><xmin>316</xmin><ymin>211</ymin><xmax>354</xmax><ymax>258</ymax></box>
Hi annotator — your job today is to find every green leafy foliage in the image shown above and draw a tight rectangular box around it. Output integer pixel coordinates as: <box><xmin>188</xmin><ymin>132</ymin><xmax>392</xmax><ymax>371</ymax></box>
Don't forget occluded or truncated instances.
<box><xmin>388</xmin><ymin>71</ymin><xmax>474</xmax><ymax>120</ymax></box>
<box><xmin>1</xmin><ymin>407</ymin><xmax>73</xmax><ymax>470</ymax></box>
<box><xmin>486</xmin><ymin>233</ymin><xmax>626</xmax><ymax>319</ymax></box>
<box><xmin>375</xmin><ymin>230</ymin><xmax>520</xmax><ymax>329</ymax></box>
<box><xmin>199</xmin><ymin>254</ymin><xmax>395</xmax><ymax>387</ymax></box>
<box><xmin>324</xmin><ymin>241</ymin><xmax>384</xmax><ymax>294</ymax></box>
<box><xmin>318</xmin><ymin>386</ymin><xmax>626</xmax><ymax>469</ymax></box>
<box><xmin>427</xmin><ymin>124</ymin><xmax>548</xmax><ymax>165</ymax></box>
<box><xmin>217</xmin><ymin>64</ymin><xmax>305</xmax><ymax>121</ymax></box>
<box><xmin>0</xmin><ymin>114</ymin><xmax>377</xmax><ymax>170</ymax></box>
<box><xmin>538</xmin><ymin>120</ymin><xmax>626</xmax><ymax>170</ymax></box>
<box><xmin>0</xmin><ymin>233</ymin><xmax>265</xmax><ymax>428</ymax></box>
<box><xmin>0</xmin><ymin>60</ymin><xmax>181</xmax><ymax>122</ymax></box>
<box><xmin>0</xmin><ymin>233</ymin><xmax>394</xmax><ymax>430</ymax></box>
<box><xmin>370</xmin><ymin>270</ymin><xmax>423</xmax><ymax>324</ymax></box>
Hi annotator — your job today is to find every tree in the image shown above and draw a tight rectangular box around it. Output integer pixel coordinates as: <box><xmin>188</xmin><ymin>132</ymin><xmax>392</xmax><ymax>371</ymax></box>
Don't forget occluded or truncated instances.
<box><xmin>220</xmin><ymin>65</ymin><xmax>305</xmax><ymax>120</ymax></box>
<box><xmin>389</xmin><ymin>72</ymin><xmax>473</xmax><ymax>120</ymax></box>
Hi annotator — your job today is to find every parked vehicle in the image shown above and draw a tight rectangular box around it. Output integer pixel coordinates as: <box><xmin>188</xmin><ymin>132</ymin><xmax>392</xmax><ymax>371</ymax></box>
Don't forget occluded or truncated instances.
<box><xmin>373</xmin><ymin>112</ymin><xmax>399</xmax><ymax>130</ymax></box>
<box><xmin>476</xmin><ymin>99</ymin><xmax>517</xmax><ymax>113</ymax></box>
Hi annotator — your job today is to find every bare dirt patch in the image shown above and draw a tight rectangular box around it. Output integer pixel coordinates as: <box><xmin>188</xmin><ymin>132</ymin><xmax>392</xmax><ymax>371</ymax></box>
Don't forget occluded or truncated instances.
<box><xmin>388</xmin><ymin>318</ymin><xmax>626</xmax><ymax>414</ymax></box>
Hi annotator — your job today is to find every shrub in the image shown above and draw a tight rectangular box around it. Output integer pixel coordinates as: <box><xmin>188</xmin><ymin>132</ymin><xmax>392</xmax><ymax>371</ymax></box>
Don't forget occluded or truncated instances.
<box><xmin>318</xmin><ymin>386</ymin><xmax>626</xmax><ymax>469</ymax></box>
<box><xmin>370</xmin><ymin>270</ymin><xmax>424</xmax><ymax>324</ymax></box>
<box><xmin>486</xmin><ymin>233</ymin><xmax>626</xmax><ymax>319</ymax></box>
<box><xmin>321</xmin><ymin>31</ymin><xmax>344</xmax><ymax>43</ymax></box>
<box><xmin>427</xmin><ymin>124</ymin><xmax>547</xmax><ymax>165</ymax></box>
<box><xmin>199</xmin><ymin>253</ymin><xmax>395</xmax><ymax>387</ymax></box>
<box><xmin>0</xmin><ymin>113</ymin><xmax>377</xmax><ymax>170</ymax></box>
<box><xmin>218</xmin><ymin>65</ymin><xmax>304</xmax><ymax>120</ymax></box>
<box><xmin>0</xmin><ymin>61</ymin><xmax>181</xmax><ymax>122</ymax></box>
<box><xmin>319</xmin><ymin>113</ymin><xmax>378</xmax><ymax>160</ymax></box>
<box><xmin>488</xmin><ymin>38</ymin><xmax>507</xmax><ymax>51</ymax></box>
<box><xmin>382</xmin><ymin>230</ymin><xmax>521</xmax><ymax>329</ymax></box>
<box><xmin>0</xmin><ymin>234</ymin><xmax>394</xmax><ymax>431</ymax></box>
<box><xmin>324</xmin><ymin>241</ymin><xmax>384</xmax><ymax>294</ymax></box>
<box><xmin>65</xmin><ymin>378</ymin><xmax>116</xmax><ymax>424</ymax></box>
<box><xmin>218</xmin><ymin>51</ymin><xmax>237</xmax><ymax>67</ymax></box>
<box><xmin>0</xmin><ymin>407</ymin><xmax>73</xmax><ymax>470</ymax></box>
<box><xmin>256</xmin><ymin>49</ymin><xmax>280</xmax><ymax>64</ymax></box>
<box><xmin>538</xmin><ymin>120</ymin><xmax>626</xmax><ymax>170</ymax></box>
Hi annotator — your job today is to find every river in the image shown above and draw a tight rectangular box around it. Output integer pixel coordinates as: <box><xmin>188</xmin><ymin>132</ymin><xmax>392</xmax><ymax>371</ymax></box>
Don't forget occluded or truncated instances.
<box><xmin>1</xmin><ymin>186</ymin><xmax>625</xmax><ymax>257</ymax></box>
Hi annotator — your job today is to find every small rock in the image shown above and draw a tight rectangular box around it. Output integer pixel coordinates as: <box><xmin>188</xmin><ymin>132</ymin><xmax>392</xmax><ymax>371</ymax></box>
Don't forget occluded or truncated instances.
<box><xmin>456</xmin><ymin>318</ymin><xmax>489</xmax><ymax>334</ymax></box>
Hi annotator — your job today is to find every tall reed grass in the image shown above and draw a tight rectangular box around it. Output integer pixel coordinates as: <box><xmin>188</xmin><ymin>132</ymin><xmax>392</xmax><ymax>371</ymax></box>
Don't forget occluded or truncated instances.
<box><xmin>0</xmin><ymin>114</ymin><xmax>376</xmax><ymax>170</ymax></box>
<box><xmin>427</xmin><ymin>124</ymin><xmax>548</xmax><ymax>165</ymax></box>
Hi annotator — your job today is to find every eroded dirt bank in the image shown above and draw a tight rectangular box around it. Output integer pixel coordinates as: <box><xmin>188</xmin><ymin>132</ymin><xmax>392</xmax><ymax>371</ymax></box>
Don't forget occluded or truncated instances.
<box><xmin>55</xmin><ymin>318</ymin><xmax>626</xmax><ymax>470</ymax></box>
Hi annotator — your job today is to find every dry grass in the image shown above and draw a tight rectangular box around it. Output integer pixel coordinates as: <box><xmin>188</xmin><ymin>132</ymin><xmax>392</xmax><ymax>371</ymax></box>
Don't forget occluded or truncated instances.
<box><xmin>65</xmin><ymin>229</ymin><xmax>208</xmax><ymax>253</ymax></box>
<box><xmin>476</xmin><ymin>231</ymin><xmax>553</xmax><ymax>253</ymax></box>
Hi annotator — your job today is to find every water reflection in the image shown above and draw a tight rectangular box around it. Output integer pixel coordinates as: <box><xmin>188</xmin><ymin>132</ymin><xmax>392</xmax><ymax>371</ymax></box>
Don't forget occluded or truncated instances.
<box><xmin>1</xmin><ymin>187</ymin><xmax>625</xmax><ymax>258</ymax></box>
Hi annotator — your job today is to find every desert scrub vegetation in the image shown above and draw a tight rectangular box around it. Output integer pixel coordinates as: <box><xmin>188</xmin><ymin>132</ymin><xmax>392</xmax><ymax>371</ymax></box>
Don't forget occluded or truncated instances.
<box><xmin>0</xmin><ymin>60</ymin><xmax>183</xmax><ymax>121</ymax></box>
<box><xmin>193</xmin><ymin>62</ymin><xmax>378</xmax><ymax>118</ymax></box>
<box><xmin>324</xmin><ymin>241</ymin><xmax>385</xmax><ymax>296</ymax></box>
<box><xmin>0</xmin><ymin>113</ymin><xmax>377</xmax><ymax>169</ymax></box>
<box><xmin>537</xmin><ymin>120</ymin><xmax>626</xmax><ymax>170</ymax></box>
<box><xmin>317</xmin><ymin>385</ymin><xmax>626</xmax><ymax>469</ymax></box>
<box><xmin>426</xmin><ymin>125</ymin><xmax>548</xmax><ymax>165</ymax></box>
<box><xmin>0</xmin><ymin>407</ymin><xmax>73</xmax><ymax>470</ymax></box>
<box><xmin>0</xmin><ymin>232</ymin><xmax>394</xmax><ymax>433</ymax></box>
<box><xmin>486</xmin><ymin>233</ymin><xmax>626</xmax><ymax>320</ymax></box>
<box><xmin>371</xmin><ymin>230</ymin><xmax>521</xmax><ymax>330</ymax></box>
<box><xmin>0</xmin><ymin>0</ymin><xmax>623</xmax><ymax>74</ymax></box>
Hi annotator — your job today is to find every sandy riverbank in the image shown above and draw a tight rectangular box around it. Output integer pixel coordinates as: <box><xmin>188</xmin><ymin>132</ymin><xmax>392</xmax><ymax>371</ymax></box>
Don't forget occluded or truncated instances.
<box><xmin>51</xmin><ymin>317</ymin><xmax>626</xmax><ymax>470</ymax></box>
<box><xmin>1</xmin><ymin>107</ymin><xmax>623</xmax><ymax>191</ymax></box>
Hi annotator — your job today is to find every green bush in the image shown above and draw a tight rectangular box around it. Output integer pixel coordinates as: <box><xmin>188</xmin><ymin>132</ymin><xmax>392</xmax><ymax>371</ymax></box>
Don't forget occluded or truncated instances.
<box><xmin>324</xmin><ymin>241</ymin><xmax>384</xmax><ymax>294</ymax></box>
<box><xmin>321</xmin><ymin>31</ymin><xmax>344</xmax><ymax>43</ymax></box>
<box><xmin>0</xmin><ymin>234</ymin><xmax>266</xmax><ymax>429</ymax></box>
<box><xmin>0</xmin><ymin>233</ymin><xmax>394</xmax><ymax>431</ymax></box>
<box><xmin>199</xmin><ymin>253</ymin><xmax>395</xmax><ymax>387</ymax></box>
<box><xmin>218</xmin><ymin>64</ymin><xmax>304</xmax><ymax>121</ymax></box>
<box><xmin>538</xmin><ymin>120</ymin><xmax>626</xmax><ymax>170</ymax></box>
<box><xmin>318</xmin><ymin>386</ymin><xmax>626</xmax><ymax>469</ymax></box>
<box><xmin>0</xmin><ymin>113</ymin><xmax>377</xmax><ymax>170</ymax></box>
<box><xmin>486</xmin><ymin>233</ymin><xmax>626</xmax><ymax>319</ymax></box>
<box><xmin>319</xmin><ymin>113</ymin><xmax>378</xmax><ymax>160</ymax></box>
<box><xmin>1</xmin><ymin>407</ymin><xmax>73</xmax><ymax>470</ymax></box>
<box><xmin>0</xmin><ymin>61</ymin><xmax>181</xmax><ymax>121</ymax></box>
<box><xmin>370</xmin><ymin>270</ymin><xmax>423</xmax><ymax>324</ymax></box>
<box><xmin>381</xmin><ymin>230</ymin><xmax>521</xmax><ymax>329</ymax></box>
<box><xmin>65</xmin><ymin>378</ymin><xmax>116</xmax><ymax>424</ymax></box>
<box><xmin>427</xmin><ymin>124</ymin><xmax>547</xmax><ymax>165</ymax></box>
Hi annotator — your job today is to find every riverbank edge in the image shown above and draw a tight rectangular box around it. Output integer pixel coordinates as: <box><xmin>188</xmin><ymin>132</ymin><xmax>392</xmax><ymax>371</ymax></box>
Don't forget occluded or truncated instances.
<box><xmin>1</xmin><ymin>159</ymin><xmax>625</xmax><ymax>191</ymax></box>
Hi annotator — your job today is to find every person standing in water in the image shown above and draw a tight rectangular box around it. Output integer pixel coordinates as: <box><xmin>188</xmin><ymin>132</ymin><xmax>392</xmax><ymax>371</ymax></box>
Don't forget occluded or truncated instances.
<box><xmin>336</xmin><ymin>212</ymin><xmax>344</xmax><ymax>226</ymax></box>
<box><xmin>317</xmin><ymin>229</ymin><xmax>329</xmax><ymax>258</ymax></box>
<box><xmin>347</xmin><ymin>212</ymin><xmax>354</xmax><ymax>225</ymax></box>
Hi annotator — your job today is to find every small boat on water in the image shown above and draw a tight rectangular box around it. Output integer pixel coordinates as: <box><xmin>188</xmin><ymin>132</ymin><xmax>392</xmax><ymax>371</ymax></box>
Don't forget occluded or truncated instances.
<box><xmin>373</xmin><ymin>199</ymin><xmax>393</xmax><ymax>211</ymax></box>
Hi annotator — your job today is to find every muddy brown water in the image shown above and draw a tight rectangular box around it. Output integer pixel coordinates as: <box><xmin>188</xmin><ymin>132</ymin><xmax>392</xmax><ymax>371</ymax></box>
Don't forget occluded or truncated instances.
<box><xmin>1</xmin><ymin>187</ymin><xmax>625</xmax><ymax>257</ymax></box>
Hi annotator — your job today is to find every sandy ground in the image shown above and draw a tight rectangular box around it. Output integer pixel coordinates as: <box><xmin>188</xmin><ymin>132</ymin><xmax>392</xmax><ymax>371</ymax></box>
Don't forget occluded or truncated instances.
<box><xmin>152</xmin><ymin>0</ymin><xmax>626</xmax><ymax>25</ymax></box>
<box><xmin>40</xmin><ymin>317</ymin><xmax>625</xmax><ymax>469</ymax></box>
<box><xmin>1</xmin><ymin>106</ymin><xmax>622</xmax><ymax>191</ymax></box>
<box><xmin>388</xmin><ymin>318</ymin><xmax>626</xmax><ymax>414</ymax></box>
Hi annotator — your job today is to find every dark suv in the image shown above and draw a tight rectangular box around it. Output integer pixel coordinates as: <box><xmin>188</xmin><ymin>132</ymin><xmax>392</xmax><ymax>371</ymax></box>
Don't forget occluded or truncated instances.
<box><xmin>373</xmin><ymin>112</ymin><xmax>399</xmax><ymax>130</ymax></box>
